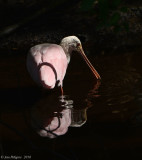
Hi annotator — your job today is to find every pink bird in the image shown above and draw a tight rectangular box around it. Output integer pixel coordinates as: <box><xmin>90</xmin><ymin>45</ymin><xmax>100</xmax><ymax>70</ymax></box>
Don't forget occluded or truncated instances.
<box><xmin>27</xmin><ymin>36</ymin><xmax>101</xmax><ymax>93</ymax></box>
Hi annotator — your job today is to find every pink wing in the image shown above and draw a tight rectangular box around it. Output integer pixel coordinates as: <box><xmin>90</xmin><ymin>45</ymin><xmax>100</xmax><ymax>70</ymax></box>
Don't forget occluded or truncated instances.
<box><xmin>27</xmin><ymin>44</ymin><xmax>68</xmax><ymax>89</ymax></box>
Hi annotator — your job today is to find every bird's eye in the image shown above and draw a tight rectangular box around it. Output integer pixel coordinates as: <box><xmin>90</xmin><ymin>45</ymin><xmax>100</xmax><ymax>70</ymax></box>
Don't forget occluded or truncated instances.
<box><xmin>76</xmin><ymin>43</ymin><xmax>81</xmax><ymax>47</ymax></box>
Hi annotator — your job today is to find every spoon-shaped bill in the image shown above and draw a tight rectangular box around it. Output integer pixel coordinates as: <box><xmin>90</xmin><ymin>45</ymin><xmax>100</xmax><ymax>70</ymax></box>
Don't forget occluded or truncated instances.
<box><xmin>78</xmin><ymin>45</ymin><xmax>101</xmax><ymax>80</ymax></box>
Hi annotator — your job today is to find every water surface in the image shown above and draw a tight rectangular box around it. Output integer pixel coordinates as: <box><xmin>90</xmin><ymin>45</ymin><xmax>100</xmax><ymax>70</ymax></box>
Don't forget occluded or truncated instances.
<box><xmin>0</xmin><ymin>51</ymin><xmax>142</xmax><ymax>159</ymax></box>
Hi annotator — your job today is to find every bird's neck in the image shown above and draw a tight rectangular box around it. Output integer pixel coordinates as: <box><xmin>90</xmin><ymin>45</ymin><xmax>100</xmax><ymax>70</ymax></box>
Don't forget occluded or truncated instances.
<box><xmin>60</xmin><ymin>44</ymin><xmax>73</xmax><ymax>64</ymax></box>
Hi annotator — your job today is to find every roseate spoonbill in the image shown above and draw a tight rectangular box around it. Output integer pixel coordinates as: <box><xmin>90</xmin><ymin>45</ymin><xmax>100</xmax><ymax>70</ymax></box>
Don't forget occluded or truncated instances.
<box><xmin>27</xmin><ymin>36</ymin><xmax>101</xmax><ymax>93</ymax></box>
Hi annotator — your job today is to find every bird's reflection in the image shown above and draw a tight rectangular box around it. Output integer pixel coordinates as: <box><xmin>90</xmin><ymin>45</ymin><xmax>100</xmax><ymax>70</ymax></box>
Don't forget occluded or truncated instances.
<box><xmin>30</xmin><ymin>94</ymin><xmax>88</xmax><ymax>138</ymax></box>
<box><xmin>70</xmin><ymin>108</ymin><xmax>87</xmax><ymax>127</ymax></box>
<box><xmin>30</xmin><ymin>80</ymin><xmax>101</xmax><ymax>138</ymax></box>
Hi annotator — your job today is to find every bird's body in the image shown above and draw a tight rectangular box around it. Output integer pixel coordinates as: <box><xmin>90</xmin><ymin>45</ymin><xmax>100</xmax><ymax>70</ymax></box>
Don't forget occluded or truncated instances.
<box><xmin>27</xmin><ymin>36</ymin><xmax>101</xmax><ymax>91</ymax></box>
<box><xmin>27</xmin><ymin>43</ymin><xmax>68</xmax><ymax>89</ymax></box>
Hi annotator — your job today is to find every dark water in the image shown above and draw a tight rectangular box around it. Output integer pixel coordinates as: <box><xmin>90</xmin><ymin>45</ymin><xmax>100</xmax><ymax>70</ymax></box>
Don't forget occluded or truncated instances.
<box><xmin>0</xmin><ymin>50</ymin><xmax>142</xmax><ymax>159</ymax></box>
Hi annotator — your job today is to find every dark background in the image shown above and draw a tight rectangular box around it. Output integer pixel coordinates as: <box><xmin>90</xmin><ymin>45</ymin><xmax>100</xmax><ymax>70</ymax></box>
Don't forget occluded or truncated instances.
<box><xmin>1</xmin><ymin>0</ymin><xmax>142</xmax><ymax>160</ymax></box>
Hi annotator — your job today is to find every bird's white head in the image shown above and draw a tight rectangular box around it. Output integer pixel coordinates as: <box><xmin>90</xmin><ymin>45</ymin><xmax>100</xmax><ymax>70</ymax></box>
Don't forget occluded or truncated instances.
<box><xmin>60</xmin><ymin>36</ymin><xmax>82</xmax><ymax>63</ymax></box>
<box><xmin>60</xmin><ymin>35</ymin><xmax>101</xmax><ymax>80</ymax></box>
<box><xmin>60</xmin><ymin>36</ymin><xmax>81</xmax><ymax>50</ymax></box>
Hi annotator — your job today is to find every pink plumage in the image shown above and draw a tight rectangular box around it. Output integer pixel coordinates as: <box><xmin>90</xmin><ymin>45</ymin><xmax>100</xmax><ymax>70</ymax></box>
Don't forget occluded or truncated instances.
<box><xmin>27</xmin><ymin>43</ymin><xmax>68</xmax><ymax>89</ymax></box>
